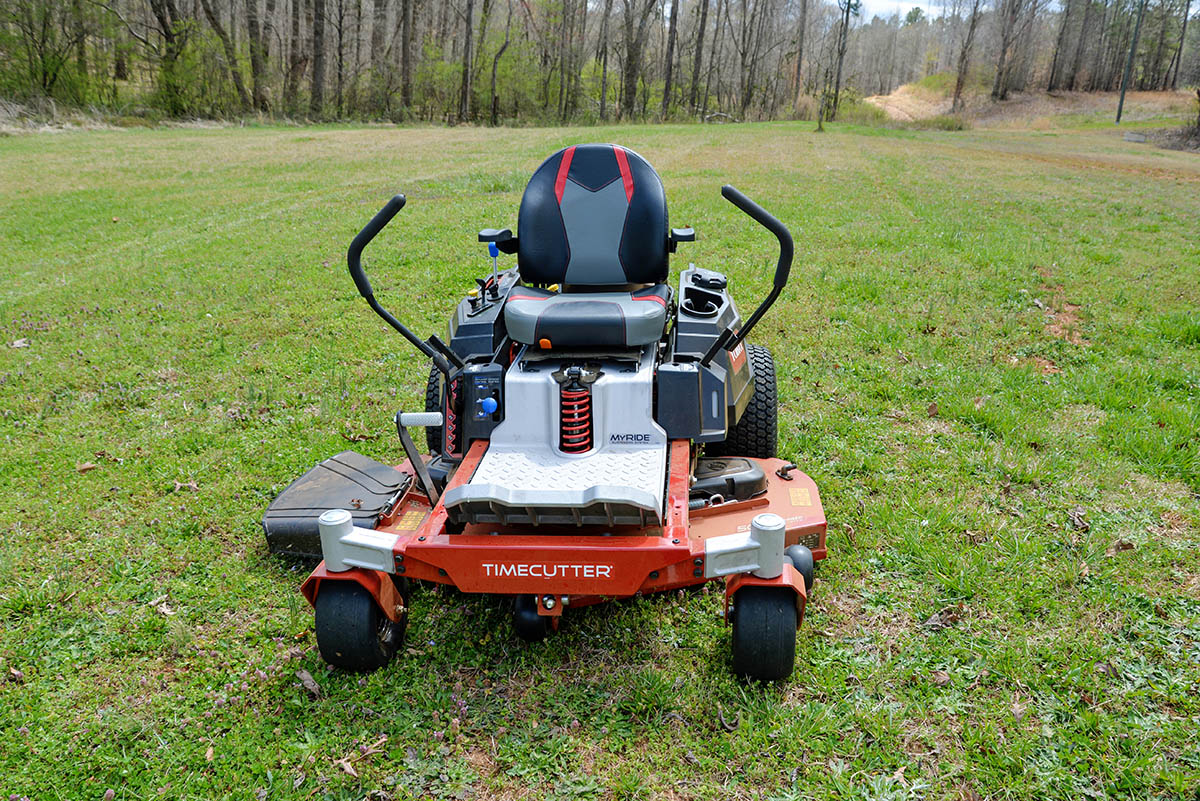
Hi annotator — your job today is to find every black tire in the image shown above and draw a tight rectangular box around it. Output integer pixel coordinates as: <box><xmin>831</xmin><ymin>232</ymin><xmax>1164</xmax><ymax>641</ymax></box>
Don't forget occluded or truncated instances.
<box><xmin>314</xmin><ymin>582</ymin><xmax>403</xmax><ymax>672</ymax></box>
<box><xmin>711</xmin><ymin>344</ymin><xmax>777</xmax><ymax>459</ymax></box>
<box><xmin>786</xmin><ymin>544</ymin><xmax>815</xmax><ymax>592</ymax></box>
<box><xmin>424</xmin><ymin>362</ymin><xmax>443</xmax><ymax>455</ymax></box>
<box><xmin>513</xmin><ymin>595</ymin><xmax>551</xmax><ymax>642</ymax></box>
<box><xmin>731</xmin><ymin>586</ymin><xmax>797</xmax><ymax>681</ymax></box>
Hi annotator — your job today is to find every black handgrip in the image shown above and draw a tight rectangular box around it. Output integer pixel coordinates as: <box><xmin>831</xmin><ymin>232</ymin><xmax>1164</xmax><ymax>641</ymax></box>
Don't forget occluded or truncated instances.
<box><xmin>721</xmin><ymin>184</ymin><xmax>792</xmax><ymax>290</ymax></box>
<box><xmin>702</xmin><ymin>186</ymin><xmax>794</xmax><ymax>366</ymax></box>
<box><xmin>347</xmin><ymin>194</ymin><xmax>406</xmax><ymax>298</ymax></box>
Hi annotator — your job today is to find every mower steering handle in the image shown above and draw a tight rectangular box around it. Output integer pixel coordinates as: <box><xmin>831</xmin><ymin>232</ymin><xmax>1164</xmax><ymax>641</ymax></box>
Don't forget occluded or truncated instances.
<box><xmin>720</xmin><ymin>184</ymin><xmax>792</xmax><ymax>290</ymax></box>
<box><xmin>347</xmin><ymin>193</ymin><xmax>406</xmax><ymax>298</ymax></box>
<box><xmin>701</xmin><ymin>186</ymin><xmax>793</xmax><ymax>366</ymax></box>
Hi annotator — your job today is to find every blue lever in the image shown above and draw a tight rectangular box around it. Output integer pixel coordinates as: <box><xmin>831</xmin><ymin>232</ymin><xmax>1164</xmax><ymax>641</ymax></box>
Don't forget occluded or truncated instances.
<box><xmin>480</xmin><ymin>397</ymin><xmax>498</xmax><ymax>415</ymax></box>
<box><xmin>487</xmin><ymin>242</ymin><xmax>499</xmax><ymax>258</ymax></box>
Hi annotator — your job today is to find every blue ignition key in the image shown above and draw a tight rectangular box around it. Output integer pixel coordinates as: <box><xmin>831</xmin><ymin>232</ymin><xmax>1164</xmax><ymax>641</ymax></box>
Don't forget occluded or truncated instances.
<box><xmin>480</xmin><ymin>396</ymin><xmax>499</xmax><ymax>415</ymax></box>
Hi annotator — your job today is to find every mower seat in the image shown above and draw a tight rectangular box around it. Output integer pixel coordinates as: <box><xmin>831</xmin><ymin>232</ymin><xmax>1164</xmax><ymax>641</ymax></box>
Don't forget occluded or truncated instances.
<box><xmin>505</xmin><ymin>144</ymin><xmax>672</xmax><ymax>348</ymax></box>
<box><xmin>504</xmin><ymin>285</ymin><xmax>670</xmax><ymax>348</ymax></box>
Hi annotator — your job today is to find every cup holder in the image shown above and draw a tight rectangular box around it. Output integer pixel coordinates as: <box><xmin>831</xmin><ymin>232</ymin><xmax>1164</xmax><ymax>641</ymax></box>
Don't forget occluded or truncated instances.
<box><xmin>682</xmin><ymin>290</ymin><xmax>721</xmax><ymax>318</ymax></box>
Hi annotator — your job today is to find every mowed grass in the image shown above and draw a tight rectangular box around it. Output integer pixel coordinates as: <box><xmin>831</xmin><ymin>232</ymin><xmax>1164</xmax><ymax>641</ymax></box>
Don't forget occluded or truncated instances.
<box><xmin>1</xmin><ymin>120</ymin><xmax>1198</xmax><ymax>801</ymax></box>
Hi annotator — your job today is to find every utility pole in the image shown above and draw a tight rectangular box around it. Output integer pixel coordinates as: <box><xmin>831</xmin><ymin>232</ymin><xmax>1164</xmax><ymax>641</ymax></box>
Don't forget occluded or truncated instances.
<box><xmin>1116</xmin><ymin>0</ymin><xmax>1147</xmax><ymax>124</ymax></box>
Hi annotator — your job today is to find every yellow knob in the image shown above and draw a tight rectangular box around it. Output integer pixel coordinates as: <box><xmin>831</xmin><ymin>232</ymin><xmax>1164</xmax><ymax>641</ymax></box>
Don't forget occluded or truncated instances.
<box><xmin>468</xmin><ymin>288</ymin><xmax>479</xmax><ymax>298</ymax></box>
<box><xmin>548</xmin><ymin>284</ymin><xmax>560</xmax><ymax>292</ymax></box>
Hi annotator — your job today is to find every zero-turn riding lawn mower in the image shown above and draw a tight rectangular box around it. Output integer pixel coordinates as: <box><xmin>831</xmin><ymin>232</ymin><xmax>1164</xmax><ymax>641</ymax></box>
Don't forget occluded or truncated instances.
<box><xmin>263</xmin><ymin>144</ymin><xmax>827</xmax><ymax>681</ymax></box>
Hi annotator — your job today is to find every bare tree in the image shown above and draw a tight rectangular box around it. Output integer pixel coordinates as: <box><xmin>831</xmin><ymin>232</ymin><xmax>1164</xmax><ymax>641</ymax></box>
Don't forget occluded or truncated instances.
<box><xmin>661</xmin><ymin>0</ymin><xmax>680</xmax><ymax>116</ymax></box>
<box><xmin>952</xmin><ymin>0</ymin><xmax>983</xmax><ymax>111</ymax></box>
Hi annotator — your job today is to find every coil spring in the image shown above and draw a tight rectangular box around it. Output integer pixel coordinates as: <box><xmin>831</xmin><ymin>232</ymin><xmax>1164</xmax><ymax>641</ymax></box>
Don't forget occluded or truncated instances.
<box><xmin>559</xmin><ymin>386</ymin><xmax>593</xmax><ymax>453</ymax></box>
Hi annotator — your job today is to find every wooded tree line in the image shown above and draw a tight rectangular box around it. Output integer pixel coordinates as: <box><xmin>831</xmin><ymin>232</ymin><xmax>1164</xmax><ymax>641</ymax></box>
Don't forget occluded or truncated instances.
<box><xmin>1</xmin><ymin>0</ymin><xmax>1196</xmax><ymax>122</ymax></box>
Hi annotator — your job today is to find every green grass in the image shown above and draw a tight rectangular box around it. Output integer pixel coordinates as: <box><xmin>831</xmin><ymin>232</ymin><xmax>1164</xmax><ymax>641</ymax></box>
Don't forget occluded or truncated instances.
<box><xmin>1</xmin><ymin>121</ymin><xmax>1198</xmax><ymax>800</ymax></box>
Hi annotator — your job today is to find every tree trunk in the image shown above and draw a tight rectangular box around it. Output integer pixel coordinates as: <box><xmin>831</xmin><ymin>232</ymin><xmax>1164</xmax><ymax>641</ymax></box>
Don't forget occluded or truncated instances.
<box><xmin>370</xmin><ymin>0</ymin><xmax>389</xmax><ymax>109</ymax></box>
<box><xmin>661</xmin><ymin>0</ymin><xmax>679</xmax><ymax>117</ymax></box>
<box><xmin>459</xmin><ymin>0</ymin><xmax>474</xmax><ymax>122</ymax></box>
<box><xmin>490</xmin><ymin>0</ymin><xmax>512</xmax><ymax>124</ymax></box>
<box><xmin>336</xmin><ymin>0</ymin><xmax>346</xmax><ymax>114</ymax></box>
<box><xmin>830</xmin><ymin>0</ymin><xmax>853</xmax><ymax>120</ymax></box>
<box><xmin>1169</xmin><ymin>0</ymin><xmax>1190</xmax><ymax>88</ymax></box>
<box><xmin>200</xmin><ymin>0</ymin><xmax>254</xmax><ymax>109</ymax></box>
<box><xmin>599</xmin><ymin>0</ymin><xmax>613</xmax><ymax>119</ymax></box>
<box><xmin>689</xmin><ymin>0</ymin><xmax>710</xmax><ymax>112</ymax></box>
<box><xmin>792</xmin><ymin>0</ymin><xmax>808</xmax><ymax>110</ymax></box>
<box><xmin>401</xmin><ymin>0</ymin><xmax>413</xmax><ymax>106</ymax></box>
<box><xmin>620</xmin><ymin>0</ymin><xmax>657</xmax><ymax>119</ymax></box>
<box><xmin>247</xmin><ymin>0</ymin><xmax>270</xmax><ymax>110</ymax></box>
<box><xmin>1067</xmin><ymin>0</ymin><xmax>1094</xmax><ymax>89</ymax></box>
<box><xmin>951</xmin><ymin>0</ymin><xmax>981</xmax><ymax>112</ymax></box>
<box><xmin>312</xmin><ymin>0</ymin><xmax>327</xmax><ymax>115</ymax></box>
<box><xmin>72</xmin><ymin>0</ymin><xmax>88</xmax><ymax>90</ymax></box>
<box><xmin>1048</xmin><ymin>0</ymin><xmax>1073</xmax><ymax>90</ymax></box>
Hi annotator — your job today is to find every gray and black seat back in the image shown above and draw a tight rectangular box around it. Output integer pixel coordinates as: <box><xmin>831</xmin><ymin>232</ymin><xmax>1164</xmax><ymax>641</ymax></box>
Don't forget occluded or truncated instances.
<box><xmin>517</xmin><ymin>144</ymin><xmax>669</xmax><ymax>286</ymax></box>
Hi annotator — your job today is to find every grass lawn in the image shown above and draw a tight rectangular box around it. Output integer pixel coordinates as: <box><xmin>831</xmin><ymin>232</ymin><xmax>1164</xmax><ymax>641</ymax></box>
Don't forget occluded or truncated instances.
<box><xmin>1</xmin><ymin>120</ymin><xmax>1198</xmax><ymax>800</ymax></box>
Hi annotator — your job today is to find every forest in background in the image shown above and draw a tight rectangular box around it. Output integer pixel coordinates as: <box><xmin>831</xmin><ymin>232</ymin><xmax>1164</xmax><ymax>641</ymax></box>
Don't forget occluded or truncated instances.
<box><xmin>1</xmin><ymin>0</ymin><xmax>1197</xmax><ymax>124</ymax></box>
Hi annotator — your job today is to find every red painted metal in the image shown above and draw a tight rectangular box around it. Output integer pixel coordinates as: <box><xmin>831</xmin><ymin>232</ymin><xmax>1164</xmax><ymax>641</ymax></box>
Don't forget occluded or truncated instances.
<box><xmin>300</xmin><ymin>563</ymin><xmax>406</xmax><ymax>623</ymax></box>
<box><xmin>724</xmin><ymin>563</ymin><xmax>808</xmax><ymax>629</ymax></box>
<box><xmin>301</xmin><ymin>439</ymin><xmax>826</xmax><ymax>619</ymax></box>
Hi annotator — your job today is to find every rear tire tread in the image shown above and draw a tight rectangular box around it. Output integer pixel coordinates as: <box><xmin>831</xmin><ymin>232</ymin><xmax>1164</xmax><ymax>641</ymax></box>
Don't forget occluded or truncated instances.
<box><xmin>712</xmin><ymin>343</ymin><xmax>777</xmax><ymax>459</ymax></box>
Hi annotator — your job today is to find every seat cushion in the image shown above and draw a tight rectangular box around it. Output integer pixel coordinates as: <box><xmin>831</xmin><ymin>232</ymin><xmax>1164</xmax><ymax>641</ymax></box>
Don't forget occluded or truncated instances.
<box><xmin>504</xmin><ymin>285</ymin><xmax>670</xmax><ymax>348</ymax></box>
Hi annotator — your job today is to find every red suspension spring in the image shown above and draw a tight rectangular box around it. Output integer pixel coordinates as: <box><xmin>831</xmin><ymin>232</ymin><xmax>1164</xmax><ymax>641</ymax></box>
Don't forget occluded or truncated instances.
<box><xmin>559</xmin><ymin>386</ymin><xmax>593</xmax><ymax>453</ymax></box>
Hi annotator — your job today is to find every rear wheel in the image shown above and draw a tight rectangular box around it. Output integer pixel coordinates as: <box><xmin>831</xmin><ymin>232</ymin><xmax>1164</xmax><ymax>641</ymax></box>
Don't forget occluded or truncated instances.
<box><xmin>731</xmin><ymin>586</ymin><xmax>796</xmax><ymax>681</ymax></box>
<box><xmin>711</xmin><ymin>343</ymin><xmax>777</xmax><ymax>459</ymax></box>
<box><xmin>315</xmin><ymin>582</ymin><xmax>403</xmax><ymax>672</ymax></box>
<box><xmin>424</xmin><ymin>362</ymin><xmax>443</xmax><ymax>455</ymax></box>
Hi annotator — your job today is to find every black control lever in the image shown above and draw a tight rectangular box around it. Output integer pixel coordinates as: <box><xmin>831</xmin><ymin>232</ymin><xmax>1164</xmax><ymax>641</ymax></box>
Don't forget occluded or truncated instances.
<box><xmin>347</xmin><ymin>195</ymin><xmax>463</xmax><ymax>376</ymax></box>
<box><xmin>701</xmin><ymin>185</ymin><xmax>794</xmax><ymax>366</ymax></box>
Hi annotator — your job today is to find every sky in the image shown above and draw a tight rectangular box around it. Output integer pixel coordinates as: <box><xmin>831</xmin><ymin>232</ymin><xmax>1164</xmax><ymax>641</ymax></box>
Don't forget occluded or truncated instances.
<box><xmin>857</xmin><ymin>0</ymin><xmax>944</xmax><ymax>22</ymax></box>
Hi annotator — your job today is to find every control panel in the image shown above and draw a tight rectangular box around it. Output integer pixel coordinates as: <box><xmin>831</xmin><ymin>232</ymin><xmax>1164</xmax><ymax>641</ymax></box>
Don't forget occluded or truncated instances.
<box><xmin>460</xmin><ymin>362</ymin><xmax>504</xmax><ymax>442</ymax></box>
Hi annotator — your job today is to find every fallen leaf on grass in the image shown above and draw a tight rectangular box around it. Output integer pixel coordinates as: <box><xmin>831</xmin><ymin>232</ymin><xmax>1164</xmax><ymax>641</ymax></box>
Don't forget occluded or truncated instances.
<box><xmin>930</xmin><ymin>670</ymin><xmax>951</xmax><ymax>687</ymax></box>
<box><xmin>76</xmin><ymin>462</ymin><xmax>97</xmax><ymax>474</ymax></box>
<box><xmin>8</xmin><ymin>667</ymin><xmax>24</xmax><ymax>683</ymax></box>
<box><xmin>296</xmin><ymin>669</ymin><xmax>321</xmax><ymax>698</ymax></box>
<box><xmin>1011</xmin><ymin>694</ymin><xmax>1028</xmax><ymax>723</ymax></box>
<box><xmin>717</xmin><ymin>707</ymin><xmax>739</xmax><ymax>732</ymax></box>
<box><xmin>927</xmin><ymin>402</ymin><xmax>939</xmax><ymax>417</ymax></box>
<box><xmin>340</xmin><ymin>428</ymin><xmax>380</xmax><ymax>443</ymax></box>
<box><xmin>1079</xmin><ymin>562</ymin><xmax>1090</xmax><ymax>578</ymax></box>
<box><xmin>1104</xmin><ymin>540</ymin><xmax>1134</xmax><ymax>557</ymax></box>
<box><xmin>173</xmin><ymin>480</ymin><xmax>199</xmax><ymax>493</ymax></box>
<box><xmin>205</xmin><ymin>745</ymin><xmax>214</xmax><ymax>762</ymax></box>
<box><xmin>148</xmin><ymin>594</ymin><xmax>175</xmax><ymax>616</ymax></box>
<box><xmin>922</xmin><ymin>604</ymin><xmax>964</xmax><ymax>630</ymax></box>
<box><xmin>10</xmin><ymin>338</ymin><xmax>29</xmax><ymax>348</ymax></box>
<box><xmin>1068</xmin><ymin>506</ymin><xmax>1090</xmax><ymax>532</ymax></box>
<box><xmin>333</xmin><ymin>735</ymin><xmax>387</xmax><ymax>778</ymax></box>
<box><xmin>104</xmin><ymin>790</ymin><xmax>115</xmax><ymax>801</ymax></box>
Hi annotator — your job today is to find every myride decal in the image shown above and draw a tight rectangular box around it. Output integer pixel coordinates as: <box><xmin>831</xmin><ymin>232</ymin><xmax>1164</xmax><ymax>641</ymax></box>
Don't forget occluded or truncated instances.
<box><xmin>481</xmin><ymin>562</ymin><xmax>613</xmax><ymax>579</ymax></box>
<box><xmin>609</xmin><ymin>433</ymin><xmax>654</xmax><ymax>444</ymax></box>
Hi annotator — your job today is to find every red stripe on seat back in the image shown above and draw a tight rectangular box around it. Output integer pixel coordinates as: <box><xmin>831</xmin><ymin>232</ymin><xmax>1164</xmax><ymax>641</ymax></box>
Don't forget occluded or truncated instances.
<box><xmin>554</xmin><ymin>146</ymin><xmax>576</xmax><ymax>204</ymax></box>
<box><xmin>613</xmin><ymin>146</ymin><xmax>634</xmax><ymax>201</ymax></box>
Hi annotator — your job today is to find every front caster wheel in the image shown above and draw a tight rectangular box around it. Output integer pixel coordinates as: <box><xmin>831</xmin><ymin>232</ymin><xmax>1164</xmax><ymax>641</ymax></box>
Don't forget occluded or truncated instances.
<box><xmin>731</xmin><ymin>586</ymin><xmax>797</xmax><ymax>681</ymax></box>
<box><xmin>513</xmin><ymin>595</ymin><xmax>551</xmax><ymax>642</ymax></box>
<box><xmin>315</xmin><ymin>582</ymin><xmax>404</xmax><ymax>672</ymax></box>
